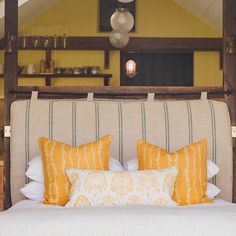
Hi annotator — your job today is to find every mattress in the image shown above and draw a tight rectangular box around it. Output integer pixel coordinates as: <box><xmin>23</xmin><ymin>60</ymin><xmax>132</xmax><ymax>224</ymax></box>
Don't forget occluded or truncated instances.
<box><xmin>0</xmin><ymin>199</ymin><xmax>236</xmax><ymax>236</ymax></box>
<box><xmin>9</xmin><ymin>198</ymin><xmax>234</xmax><ymax>210</ymax></box>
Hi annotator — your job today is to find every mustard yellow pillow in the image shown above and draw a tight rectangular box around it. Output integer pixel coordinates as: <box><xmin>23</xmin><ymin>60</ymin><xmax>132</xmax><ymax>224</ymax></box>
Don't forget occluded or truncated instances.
<box><xmin>137</xmin><ymin>139</ymin><xmax>213</xmax><ymax>206</ymax></box>
<box><xmin>39</xmin><ymin>135</ymin><xmax>112</xmax><ymax>206</ymax></box>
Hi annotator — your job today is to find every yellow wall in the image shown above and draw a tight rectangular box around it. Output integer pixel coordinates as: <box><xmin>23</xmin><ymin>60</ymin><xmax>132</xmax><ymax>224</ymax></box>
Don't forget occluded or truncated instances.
<box><xmin>0</xmin><ymin>0</ymin><xmax>223</xmax><ymax>97</ymax></box>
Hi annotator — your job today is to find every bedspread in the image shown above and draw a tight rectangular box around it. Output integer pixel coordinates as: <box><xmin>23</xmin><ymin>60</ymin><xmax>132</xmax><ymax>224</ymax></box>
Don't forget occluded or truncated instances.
<box><xmin>0</xmin><ymin>204</ymin><xmax>236</xmax><ymax>236</ymax></box>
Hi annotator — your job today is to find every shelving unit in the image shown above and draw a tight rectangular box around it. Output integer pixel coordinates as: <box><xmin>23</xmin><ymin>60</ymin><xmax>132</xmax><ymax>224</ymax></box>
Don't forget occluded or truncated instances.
<box><xmin>0</xmin><ymin>73</ymin><xmax>112</xmax><ymax>86</ymax></box>
<box><xmin>0</xmin><ymin>36</ymin><xmax>114</xmax><ymax>86</ymax></box>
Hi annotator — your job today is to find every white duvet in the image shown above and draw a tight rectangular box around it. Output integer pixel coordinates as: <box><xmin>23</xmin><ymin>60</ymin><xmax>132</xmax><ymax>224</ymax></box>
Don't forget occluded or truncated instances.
<box><xmin>0</xmin><ymin>199</ymin><xmax>236</xmax><ymax>236</ymax></box>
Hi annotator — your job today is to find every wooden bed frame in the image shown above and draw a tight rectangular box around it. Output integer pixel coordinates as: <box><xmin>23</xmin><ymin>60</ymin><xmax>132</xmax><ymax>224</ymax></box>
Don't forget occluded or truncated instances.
<box><xmin>2</xmin><ymin>0</ymin><xmax>236</xmax><ymax>209</ymax></box>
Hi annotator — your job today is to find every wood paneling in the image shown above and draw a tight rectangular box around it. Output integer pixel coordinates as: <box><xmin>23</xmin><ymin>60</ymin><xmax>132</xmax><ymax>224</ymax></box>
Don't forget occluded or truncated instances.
<box><xmin>0</xmin><ymin>161</ymin><xmax>3</xmax><ymax>211</ymax></box>
<box><xmin>4</xmin><ymin>0</ymin><xmax>18</xmax><ymax>209</ymax></box>
<box><xmin>223</xmin><ymin>0</ymin><xmax>236</xmax><ymax>203</ymax></box>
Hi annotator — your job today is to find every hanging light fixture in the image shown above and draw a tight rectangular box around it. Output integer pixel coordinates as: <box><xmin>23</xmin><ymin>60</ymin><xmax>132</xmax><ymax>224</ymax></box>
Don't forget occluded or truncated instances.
<box><xmin>110</xmin><ymin>8</ymin><xmax>134</xmax><ymax>33</ymax></box>
<box><xmin>109</xmin><ymin>30</ymin><xmax>130</xmax><ymax>48</ymax></box>
<box><xmin>126</xmin><ymin>60</ymin><xmax>137</xmax><ymax>78</ymax></box>
<box><xmin>118</xmin><ymin>0</ymin><xmax>134</xmax><ymax>2</ymax></box>
<box><xmin>109</xmin><ymin>0</ymin><xmax>134</xmax><ymax>48</ymax></box>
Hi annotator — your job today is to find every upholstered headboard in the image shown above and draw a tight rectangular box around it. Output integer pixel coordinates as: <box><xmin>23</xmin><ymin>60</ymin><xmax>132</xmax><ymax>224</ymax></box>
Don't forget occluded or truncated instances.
<box><xmin>10</xmin><ymin>98</ymin><xmax>233</xmax><ymax>204</ymax></box>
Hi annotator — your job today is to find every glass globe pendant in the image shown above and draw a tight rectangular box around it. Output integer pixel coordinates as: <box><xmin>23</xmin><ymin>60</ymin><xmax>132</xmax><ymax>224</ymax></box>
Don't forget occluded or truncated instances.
<box><xmin>109</xmin><ymin>30</ymin><xmax>130</xmax><ymax>48</ymax></box>
<box><xmin>110</xmin><ymin>8</ymin><xmax>134</xmax><ymax>33</ymax></box>
<box><xmin>118</xmin><ymin>0</ymin><xmax>134</xmax><ymax>2</ymax></box>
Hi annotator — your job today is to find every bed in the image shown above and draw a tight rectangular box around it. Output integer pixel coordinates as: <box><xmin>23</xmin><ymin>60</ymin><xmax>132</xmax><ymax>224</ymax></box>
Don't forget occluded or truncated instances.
<box><xmin>0</xmin><ymin>94</ymin><xmax>235</xmax><ymax>236</ymax></box>
<box><xmin>0</xmin><ymin>199</ymin><xmax>235</xmax><ymax>236</ymax></box>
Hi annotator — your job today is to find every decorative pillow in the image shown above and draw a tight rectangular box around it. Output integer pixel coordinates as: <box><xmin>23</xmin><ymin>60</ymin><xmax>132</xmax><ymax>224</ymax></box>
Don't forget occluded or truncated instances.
<box><xmin>66</xmin><ymin>167</ymin><xmax>178</xmax><ymax>207</ymax></box>
<box><xmin>39</xmin><ymin>135</ymin><xmax>112</xmax><ymax>206</ymax></box>
<box><xmin>206</xmin><ymin>183</ymin><xmax>221</xmax><ymax>199</ymax></box>
<box><xmin>137</xmin><ymin>139</ymin><xmax>213</xmax><ymax>206</ymax></box>
<box><xmin>20</xmin><ymin>181</ymin><xmax>44</xmax><ymax>201</ymax></box>
<box><xmin>124</xmin><ymin>158</ymin><xmax>220</xmax><ymax>180</ymax></box>
<box><xmin>26</xmin><ymin>156</ymin><xmax>124</xmax><ymax>183</ymax></box>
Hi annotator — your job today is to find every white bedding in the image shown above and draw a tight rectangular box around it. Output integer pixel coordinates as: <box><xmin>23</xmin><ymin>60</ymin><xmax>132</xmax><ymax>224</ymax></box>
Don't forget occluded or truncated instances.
<box><xmin>0</xmin><ymin>199</ymin><xmax>236</xmax><ymax>236</ymax></box>
<box><xmin>8</xmin><ymin>198</ymin><xmax>233</xmax><ymax>210</ymax></box>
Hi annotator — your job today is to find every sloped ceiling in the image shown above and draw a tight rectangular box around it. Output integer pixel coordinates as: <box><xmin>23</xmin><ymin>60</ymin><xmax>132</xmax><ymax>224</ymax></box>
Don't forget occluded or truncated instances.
<box><xmin>0</xmin><ymin>0</ymin><xmax>223</xmax><ymax>38</ymax></box>
<box><xmin>0</xmin><ymin>0</ymin><xmax>59</xmax><ymax>38</ymax></box>
<box><xmin>173</xmin><ymin>0</ymin><xmax>222</xmax><ymax>32</ymax></box>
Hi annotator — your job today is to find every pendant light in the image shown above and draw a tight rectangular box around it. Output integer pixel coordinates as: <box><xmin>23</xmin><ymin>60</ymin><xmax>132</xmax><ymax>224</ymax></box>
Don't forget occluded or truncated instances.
<box><xmin>118</xmin><ymin>0</ymin><xmax>134</xmax><ymax>3</ymax></box>
<box><xmin>110</xmin><ymin>8</ymin><xmax>134</xmax><ymax>33</ymax></box>
<box><xmin>109</xmin><ymin>30</ymin><xmax>130</xmax><ymax>48</ymax></box>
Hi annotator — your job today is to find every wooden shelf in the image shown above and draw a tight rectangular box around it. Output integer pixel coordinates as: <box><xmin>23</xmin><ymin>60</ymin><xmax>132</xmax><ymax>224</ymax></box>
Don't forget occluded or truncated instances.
<box><xmin>0</xmin><ymin>74</ymin><xmax>112</xmax><ymax>86</ymax></box>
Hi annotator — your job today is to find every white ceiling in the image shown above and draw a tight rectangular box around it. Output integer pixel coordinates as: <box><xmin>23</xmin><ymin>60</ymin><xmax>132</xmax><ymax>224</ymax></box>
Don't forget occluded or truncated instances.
<box><xmin>173</xmin><ymin>0</ymin><xmax>222</xmax><ymax>32</ymax></box>
<box><xmin>0</xmin><ymin>0</ymin><xmax>59</xmax><ymax>38</ymax></box>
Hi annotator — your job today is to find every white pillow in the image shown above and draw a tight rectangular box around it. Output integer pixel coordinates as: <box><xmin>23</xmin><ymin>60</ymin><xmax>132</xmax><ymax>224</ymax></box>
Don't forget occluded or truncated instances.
<box><xmin>124</xmin><ymin>158</ymin><xmax>220</xmax><ymax>180</ymax></box>
<box><xmin>26</xmin><ymin>156</ymin><xmax>124</xmax><ymax>183</ymax></box>
<box><xmin>20</xmin><ymin>179</ymin><xmax>220</xmax><ymax>202</ymax></box>
<box><xmin>20</xmin><ymin>181</ymin><xmax>44</xmax><ymax>201</ymax></box>
<box><xmin>206</xmin><ymin>183</ymin><xmax>221</xmax><ymax>199</ymax></box>
<box><xmin>25</xmin><ymin>155</ymin><xmax>43</xmax><ymax>182</ymax></box>
<box><xmin>207</xmin><ymin>160</ymin><xmax>220</xmax><ymax>179</ymax></box>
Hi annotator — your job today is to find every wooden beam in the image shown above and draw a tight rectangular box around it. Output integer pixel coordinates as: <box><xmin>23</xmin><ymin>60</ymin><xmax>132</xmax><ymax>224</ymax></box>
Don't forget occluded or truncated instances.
<box><xmin>1</xmin><ymin>36</ymin><xmax>222</xmax><ymax>52</ymax></box>
<box><xmin>124</xmin><ymin>37</ymin><xmax>222</xmax><ymax>52</ymax></box>
<box><xmin>223</xmin><ymin>0</ymin><xmax>236</xmax><ymax>202</ymax></box>
<box><xmin>4</xmin><ymin>0</ymin><xmax>18</xmax><ymax>209</ymax></box>
<box><xmin>8</xmin><ymin>86</ymin><xmax>229</xmax><ymax>101</ymax></box>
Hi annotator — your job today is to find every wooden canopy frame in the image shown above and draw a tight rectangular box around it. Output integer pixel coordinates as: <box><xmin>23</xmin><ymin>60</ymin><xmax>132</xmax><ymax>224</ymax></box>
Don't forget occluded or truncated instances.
<box><xmin>3</xmin><ymin>0</ymin><xmax>236</xmax><ymax>209</ymax></box>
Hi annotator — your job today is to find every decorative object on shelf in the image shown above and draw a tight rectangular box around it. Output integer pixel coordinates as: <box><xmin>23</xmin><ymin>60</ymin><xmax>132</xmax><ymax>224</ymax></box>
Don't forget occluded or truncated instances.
<box><xmin>44</xmin><ymin>36</ymin><xmax>50</xmax><ymax>48</ymax></box>
<box><xmin>17</xmin><ymin>65</ymin><xmax>25</xmax><ymax>75</ymax></box>
<box><xmin>26</xmin><ymin>63</ymin><xmax>36</xmax><ymax>74</ymax></box>
<box><xmin>226</xmin><ymin>35</ymin><xmax>236</xmax><ymax>54</ymax></box>
<box><xmin>109</xmin><ymin>30</ymin><xmax>130</xmax><ymax>48</ymax></box>
<box><xmin>64</xmin><ymin>68</ymin><xmax>73</xmax><ymax>74</ymax></box>
<box><xmin>110</xmin><ymin>8</ymin><xmax>134</xmax><ymax>33</ymax></box>
<box><xmin>53</xmin><ymin>35</ymin><xmax>58</xmax><ymax>49</ymax></box>
<box><xmin>91</xmin><ymin>66</ymin><xmax>100</xmax><ymax>75</ymax></box>
<box><xmin>126</xmin><ymin>59</ymin><xmax>137</xmax><ymax>78</ymax></box>
<box><xmin>55</xmin><ymin>67</ymin><xmax>64</xmax><ymax>74</ymax></box>
<box><xmin>33</xmin><ymin>37</ymin><xmax>40</xmax><ymax>48</ymax></box>
<box><xmin>49</xmin><ymin>59</ymin><xmax>55</xmax><ymax>73</ymax></box>
<box><xmin>73</xmin><ymin>67</ymin><xmax>82</xmax><ymax>75</ymax></box>
<box><xmin>40</xmin><ymin>59</ymin><xmax>46</xmax><ymax>74</ymax></box>
<box><xmin>82</xmin><ymin>66</ymin><xmax>91</xmax><ymax>75</ymax></box>
<box><xmin>62</xmin><ymin>34</ymin><xmax>67</xmax><ymax>49</ymax></box>
<box><xmin>22</xmin><ymin>35</ymin><xmax>26</xmax><ymax>48</ymax></box>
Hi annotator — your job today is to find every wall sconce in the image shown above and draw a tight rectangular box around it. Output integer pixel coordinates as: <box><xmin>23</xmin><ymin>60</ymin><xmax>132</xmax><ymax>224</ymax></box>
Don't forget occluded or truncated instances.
<box><xmin>126</xmin><ymin>59</ymin><xmax>137</xmax><ymax>78</ymax></box>
<box><xmin>226</xmin><ymin>35</ymin><xmax>236</xmax><ymax>54</ymax></box>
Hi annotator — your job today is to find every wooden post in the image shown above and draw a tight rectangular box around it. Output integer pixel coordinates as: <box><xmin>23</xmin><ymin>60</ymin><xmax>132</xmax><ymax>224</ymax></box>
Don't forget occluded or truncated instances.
<box><xmin>4</xmin><ymin>0</ymin><xmax>18</xmax><ymax>209</ymax></box>
<box><xmin>223</xmin><ymin>0</ymin><xmax>236</xmax><ymax>202</ymax></box>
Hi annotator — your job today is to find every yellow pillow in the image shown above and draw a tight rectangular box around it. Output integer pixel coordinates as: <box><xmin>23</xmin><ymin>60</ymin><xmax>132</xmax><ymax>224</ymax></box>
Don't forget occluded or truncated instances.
<box><xmin>66</xmin><ymin>167</ymin><xmax>178</xmax><ymax>207</ymax></box>
<box><xmin>39</xmin><ymin>135</ymin><xmax>112</xmax><ymax>206</ymax></box>
<box><xmin>137</xmin><ymin>139</ymin><xmax>213</xmax><ymax>206</ymax></box>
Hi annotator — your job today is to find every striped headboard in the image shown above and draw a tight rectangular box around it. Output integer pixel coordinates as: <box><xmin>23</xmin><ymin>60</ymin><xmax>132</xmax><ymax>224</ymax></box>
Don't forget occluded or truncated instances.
<box><xmin>10</xmin><ymin>98</ymin><xmax>233</xmax><ymax>204</ymax></box>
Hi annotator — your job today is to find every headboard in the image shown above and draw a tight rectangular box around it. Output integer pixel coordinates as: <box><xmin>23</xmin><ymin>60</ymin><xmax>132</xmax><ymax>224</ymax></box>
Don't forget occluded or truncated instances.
<box><xmin>10</xmin><ymin>98</ymin><xmax>233</xmax><ymax>204</ymax></box>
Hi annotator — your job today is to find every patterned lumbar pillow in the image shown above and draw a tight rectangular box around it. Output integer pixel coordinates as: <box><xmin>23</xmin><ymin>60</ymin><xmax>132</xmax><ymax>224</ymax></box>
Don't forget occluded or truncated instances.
<box><xmin>38</xmin><ymin>135</ymin><xmax>112</xmax><ymax>206</ymax></box>
<box><xmin>137</xmin><ymin>139</ymin><xmax>213</xmax><ymax>206</ymax></box>
<box><xmin>66</xmin><ymin>167</ymin><xmax>178</xmax><ymax>207</ymax></box>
